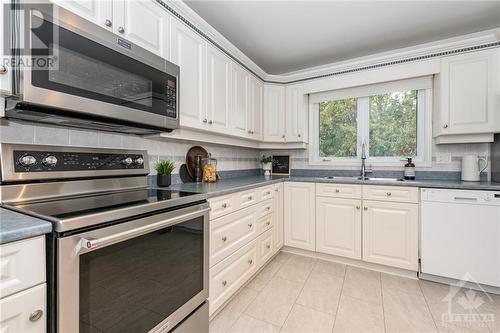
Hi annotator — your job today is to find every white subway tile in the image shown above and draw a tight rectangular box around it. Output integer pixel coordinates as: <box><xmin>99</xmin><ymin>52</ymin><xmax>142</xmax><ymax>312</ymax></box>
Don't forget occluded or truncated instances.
<box><xmin>69</xmin><ymin>129</ymin><xmax>99</xmax><ymax>147</ymax></box>
<box><xmin>34</xmin><ymin>125</ymin><xmax>69</xmax><ymax>145</ymax></box>
<box><xmin>0</xmin><ymin>120</ymin><xmax>34</xmax><ymax>143</ymax></box>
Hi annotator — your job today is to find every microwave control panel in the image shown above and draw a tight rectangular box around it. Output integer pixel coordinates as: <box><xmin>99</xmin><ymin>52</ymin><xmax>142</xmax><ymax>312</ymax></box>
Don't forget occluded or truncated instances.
<box><xmin>165</xmin><ymin>77</ymin><xmax>177</xmax><ymax>118</ymax></box>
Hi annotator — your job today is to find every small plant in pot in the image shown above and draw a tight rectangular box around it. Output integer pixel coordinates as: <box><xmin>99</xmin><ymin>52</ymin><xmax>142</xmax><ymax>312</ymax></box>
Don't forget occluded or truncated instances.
<box><xmin>155</xmin><ymin>160</ymin><xmax>175</xmax><ymax>187</ymax></box>
<box><xmin>261</xmin><ymin>155</ymin><xmax>275</xmax><ymax>176</ymax></box>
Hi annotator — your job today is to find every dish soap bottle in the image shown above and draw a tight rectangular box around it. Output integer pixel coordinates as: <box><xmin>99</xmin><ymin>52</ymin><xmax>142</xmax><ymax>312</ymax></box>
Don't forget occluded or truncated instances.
<box><xmin>404</xmin><ymin>158</ymin><xmax>415</xmax><ymax>180</ymax></box>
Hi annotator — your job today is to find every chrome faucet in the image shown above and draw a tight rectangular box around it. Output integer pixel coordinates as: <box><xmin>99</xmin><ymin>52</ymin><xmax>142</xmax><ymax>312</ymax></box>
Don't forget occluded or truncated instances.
<box><xmin>360</xmin><ymin>143</ymin><xmax>371</xmax><ymax>179</ymax></box>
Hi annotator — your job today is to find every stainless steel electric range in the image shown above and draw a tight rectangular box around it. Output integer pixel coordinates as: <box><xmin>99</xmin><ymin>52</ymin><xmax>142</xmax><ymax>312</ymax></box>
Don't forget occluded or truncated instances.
<box><xmin>0</xmin><ymin>144</ymin><xmax>209</xmax><ymax>333</ymax></box>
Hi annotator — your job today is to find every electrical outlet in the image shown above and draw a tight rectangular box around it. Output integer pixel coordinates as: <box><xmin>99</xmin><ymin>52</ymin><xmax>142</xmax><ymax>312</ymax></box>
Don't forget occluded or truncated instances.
<box><xmin>436</xmin><ymin>152</ymin><xmax>452</xmax><ymax>164</ymax></box>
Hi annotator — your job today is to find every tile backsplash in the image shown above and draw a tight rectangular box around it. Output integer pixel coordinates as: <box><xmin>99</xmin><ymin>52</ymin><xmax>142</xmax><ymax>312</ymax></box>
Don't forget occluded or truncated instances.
<box><xmin>0</xmin><ymin>119</ymin><xmax>261</xmax><ymax>176</ymax></box>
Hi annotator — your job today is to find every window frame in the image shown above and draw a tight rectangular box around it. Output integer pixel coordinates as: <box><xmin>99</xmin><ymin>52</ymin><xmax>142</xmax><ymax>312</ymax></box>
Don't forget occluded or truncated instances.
<box><xmin>308</xmin><ymin>78</ymin><xmax>433</xmax><ymax>168</ymax></box>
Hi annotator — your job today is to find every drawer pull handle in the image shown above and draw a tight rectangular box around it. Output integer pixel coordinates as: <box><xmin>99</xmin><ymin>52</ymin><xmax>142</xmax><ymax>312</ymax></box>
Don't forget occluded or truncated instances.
<box><xmin>248</xmin><ymin>223</ymin><xmax>253</xmax><ymax>228</ymax></box>
<box><xmin>364</xmin><ymin>207</ymin><xmax>368</xmax><ymax>211</ymax></box>
<box><xmin>222</xmin><ymin>203</ymin><xmax>228</xmax><ymax>208</ymax></box>
<box><xmin>335</xmin><ymin>189</ymin><xmax>340</xmax><ymax>193</ymax></box>
<box><xmin>266</xmin><ymin>244</ymin><xmax>271</xmax><ymax>249</ymax></box>
<box><xmin>29</xmin><ymin>310</ymin><xmax>43</xmax><ymax>322</ymax></box>
<box><xmin>222</xmin><ymin>280</ymin><xmax>227</xmax><ymax>286</ymax></box>
<box><xmin>222</xmin><ymin>236</ymin><xmax>227</xmax><ymax>242</ymax></box>
<box><xmin>386</xmin><ymin>192</ymin><xmax>392</xmax><ymax>196</ymax></box>
<box><xmin>248</xmin><ymin>259</ymin><xmax>253</xmax><ymax>264</ymax></box>
<box><xmin>356</xmin><ymin>206</ymin><xmax>360</xmax><ymax>210</ymax></box>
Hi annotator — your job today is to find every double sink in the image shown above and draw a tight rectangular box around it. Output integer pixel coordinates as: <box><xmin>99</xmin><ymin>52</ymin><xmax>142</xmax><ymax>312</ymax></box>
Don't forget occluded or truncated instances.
<box><xmin>323</xmin><ymin>176</ymin><xmax>406</xmax><ymax>182</ymax></box>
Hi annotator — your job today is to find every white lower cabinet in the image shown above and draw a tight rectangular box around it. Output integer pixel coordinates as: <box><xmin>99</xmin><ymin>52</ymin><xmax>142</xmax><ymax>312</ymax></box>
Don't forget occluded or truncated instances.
<box><xmin>284</xmin><ymin>182</ymin><xmax>315</xmax><ymax>251</ymax></box>
<box><xmin>259</xmin><ymin>229</ymin><xmax>274</xmax><ymax>265</ymax></box>
<box><xmin>273</xmin><ymin>183</ymin><xmax>284</xmax><ymax>252</ymax></box>
<box><xmin>0</xmin><ymin>284</ymin><xmax>46</xmax><ymax>333</ymax></box>
<box><xmin>316</xmin><ymin>197</ymin><xmax>362</xmax><ymax>259</ymax></box>
<box><xmin>362</xmin><ymin>200</ymin><xmax>419</xmax><ymax>271</ymax></box>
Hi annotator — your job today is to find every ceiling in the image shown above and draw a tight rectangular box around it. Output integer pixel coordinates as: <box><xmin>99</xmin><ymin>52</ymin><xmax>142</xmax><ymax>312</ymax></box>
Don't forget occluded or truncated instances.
<box><xmin>184</xmin><ymin>1</ymin><xmax>500</xmax><ymax>75</ymax></box>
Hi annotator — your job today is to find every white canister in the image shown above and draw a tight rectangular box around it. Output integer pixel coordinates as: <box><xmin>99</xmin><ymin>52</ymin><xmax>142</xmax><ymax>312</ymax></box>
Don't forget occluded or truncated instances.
<box><xmin>461</xmin><ymin>155</ymin><xmax>488</xmax><ymax>181</ymax></box>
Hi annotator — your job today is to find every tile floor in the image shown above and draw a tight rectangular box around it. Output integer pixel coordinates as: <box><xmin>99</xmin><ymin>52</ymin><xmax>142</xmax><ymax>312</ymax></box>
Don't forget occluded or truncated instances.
<box><xmin>209</xmin><ymin>252</ymin><xmax>500</xmax><ymax>333</ymax></box>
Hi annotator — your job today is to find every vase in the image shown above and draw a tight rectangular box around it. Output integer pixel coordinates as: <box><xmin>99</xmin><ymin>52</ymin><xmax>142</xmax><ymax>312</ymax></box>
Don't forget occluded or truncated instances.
<box><xmin>262</xmin><ymin>162</ymin><xmax>272</xmax><ymax>176</ymax></box>
<box><xmin>157</xmin><ymin>174</ymin><xmax>172</xmax><ymax>187</ymax></box>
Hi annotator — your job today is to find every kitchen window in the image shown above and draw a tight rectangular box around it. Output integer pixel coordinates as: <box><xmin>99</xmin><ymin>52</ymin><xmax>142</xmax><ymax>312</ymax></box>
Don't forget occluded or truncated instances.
<box><xmin>310</xmin><ymin>77</ymin><xmax>432</xmax><ymax>167</ymax></box>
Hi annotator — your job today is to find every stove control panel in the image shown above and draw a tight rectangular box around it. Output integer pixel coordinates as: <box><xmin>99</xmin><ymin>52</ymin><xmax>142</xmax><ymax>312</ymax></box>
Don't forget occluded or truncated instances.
<box><xmin>13</xmin><ymin>150</ymin><xmax>146</xmax><ymax>173</ymax></box>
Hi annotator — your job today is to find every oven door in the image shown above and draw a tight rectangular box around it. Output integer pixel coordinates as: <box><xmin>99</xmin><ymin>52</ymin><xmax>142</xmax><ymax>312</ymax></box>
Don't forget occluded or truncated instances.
<box><xmin>57</xmin><ymin>203</ymin><xmax>209</xmax><ymax>333</ymax></box>
<box><xmin>15</xmin><ymin>3</ymin><xmax>179</xmax><ymax>131</ymax></box>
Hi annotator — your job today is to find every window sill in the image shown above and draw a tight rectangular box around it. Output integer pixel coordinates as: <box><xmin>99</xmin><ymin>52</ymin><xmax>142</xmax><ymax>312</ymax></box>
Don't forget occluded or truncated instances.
<box><xmin>308</xmin><ymin>159</ymin><xmax>432</xmax><ymax>168</ymax></box>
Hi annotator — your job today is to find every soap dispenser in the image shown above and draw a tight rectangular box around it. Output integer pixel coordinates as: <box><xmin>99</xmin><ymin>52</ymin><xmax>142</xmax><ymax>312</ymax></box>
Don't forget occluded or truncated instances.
<box><xmin>404</xmin><ymin>158</ymin><xmax>415</xmax><ymax>180</ymax></box>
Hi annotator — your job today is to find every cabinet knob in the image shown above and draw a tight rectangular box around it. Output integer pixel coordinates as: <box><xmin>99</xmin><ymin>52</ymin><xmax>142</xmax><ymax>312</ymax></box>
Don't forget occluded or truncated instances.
<box><xmin>282</xmin><ymin>135</ymin><xmax>286</xmax><ymax>139</ymax></box>
<box><xmin>298</xmin><ymin>134</ymin><xmax>301</xmax><ymax>138</ymax></box>
<box><xmin>248</xmin><ymin>130</ymin><xmax>252</xmax><ymax>134</ymax></box>
<box><xmin>208</xmin><ymin>120</ymin><xmax>213</xmax><ymax>125</ymax></box>
<box><xmin>364</xmin><ymin>206</ymin><xmax>368</xmax><ymax>211</ymax></box>
<box><xmin>275</xmin><ymin>189</ymin><xmax>279</xmax><ymax>192</ymax></box>
<box><xmin>29</xmin><ymin>309</ymin><xmax>43</xmax><ymax>322</ymax></box>
<box><xmin>222</xmin><ymin>280</ymin><xmax>227</xmax><ymax>286</ymax></box>
<box><xmin>0</xmin><ymin>65</ymin><xmax>7</xmax><ymax>74</ymax></box>
<box><xmin>118</xmin><ymin>26</ymin><xmax>125</xmax><ymax>34</ymax></box>
<box><xmin>222</xmin><ymin>236</ymin><xmax>227</xmax><ymax>242</ymax></box>
<box><xmin>266</xmin><ymin>191</ymin><xmax>271</xmax><ymax>195</ymax></box>
<box><xmin>266</xmin><ymin>206</ymin><xmax>271</xmax><ymax>210</ymax></box>
<box><xmin>248</xmin><ymin>196</ymin><xmax>253</xmax><ymax>200</ymax></box>
<box><xmin>248</xmin><ymin>223</ymin><xmax>253</xmax><ymax>228</ymax></box>
<box><xmin>203</xmin><ymin>118</ymin><xmax>208</xmax><ymax>123</ymax></box>
<box><xmin>266</xmin><ymin>221</ymin><xmax>270</xmax><ymax>226</ymax></box>
<box><xmin>266</xmin><ymin>244</ymin><xmax>271</xmax><ymax>249</ymax></box>
<box><xmin>104</xmin><ymin>19</ymin><xmax>112</xmax><ymax>27</ymax></box>
<box><xmin>386</xmin><ymin>192</ymin><xmax>392</xmax><ymax>197</ymax></box>
<box><xmin>356</xmin><ymin>206</ymin><xmax>360</xmax><ymax>210</ymax></box>
<box><xmin>443</xmin><ymin>124</ymin><xmax>449</xmax><ymax>129</ymax></box>
<box><xmin>222</xmin><ymin>203</ymin><xmax>228</xmax><ymax>208</ymax></box>
<box><xmin>248</xmin><ymin>259</ymin><xmax>253</xmax><ymax>264</ymax></box>
<box><xmin>335</xmin><ymin>189</ymin><xmax>340</xmax><ymax>193</ymax></box>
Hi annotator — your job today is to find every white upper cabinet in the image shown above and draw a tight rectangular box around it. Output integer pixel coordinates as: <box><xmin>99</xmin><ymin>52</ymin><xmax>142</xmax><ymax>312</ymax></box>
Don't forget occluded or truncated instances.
<box><xmin>263</xmin><ymin>84</ymin><xmax>286</xmax><ymax>142</ymax></box>
<box><xmin>232</xmin><ymin>64</ymin><xmax>249</xmax><ymax>137</ymax></box>
<box><xmin>284</xmin><ymin>182</ymin><xmax>315</xmax><ymax>251</ymax></box>
<box><xmin>115</xmin><ymin>0</ymin><xmax>169</xmax><ymax>58</ymax></box>
<box><xmin>247</xmin><ymin>76</ymin><xmax>264</xmax><ymax>140</ymax></box>
<box><xmin>434</xmin><ymin>48</ymin><xmax>500</xmax><ymax>143</ymax></box>
<box><xmin>0</xmin><ymin>2</ymin><xmax>11</xmax><ymax>96</ymax></box>
<box><xmin>206</xmin><ymin>44</ymin><xmax>232</xmax><ymax>134</ymax></box>
<box><xmin>171</xmin><ymin>18</ymin><xmax>207</xmax><ymax>130</ymax></box>
<box><xmin>285</xmin><ymin>83</ymin><xmax>308</xmax><ymax>143</ymax></box>
<box><xmin>50</xmin><ymin>0</ymin><xmax>113</xmax><ymax>30</ymax></box>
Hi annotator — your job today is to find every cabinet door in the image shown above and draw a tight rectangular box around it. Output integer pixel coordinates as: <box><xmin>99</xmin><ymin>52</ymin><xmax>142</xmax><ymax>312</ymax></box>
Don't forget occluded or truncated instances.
<box><xmin>0</xmin><ymin>284</ymin><xmax>46</xmax><ymax>333</ymax></box>
<box><xmin>362</xmin><ymin>200</ymin><xmax>418</xmax><ymax>270</ymax></box>
<box><xmin>0</xmin><ymin>2</ymin><xmax>11</xmax><ymax>96</ymax></box>
<box><xmin>207</xmin><ymin>45</ymin><xmax>232</xmax><ymax>134</ymax></box>
<box><xmin>284</xmin><ymin>182</ymin><xmax>315</xmax><ymax>251</ymax></box>
<box><xmin>438</xmin><ymin>49</ymin><xmax>499</xmax><ymax>135</ymax></box>
<box><xmin>316</xmin><ymin>197</ymin><xmax>361</xmax><ymax>259</ymax></box>
<box><xmin>248</xmin><ymin>76</ymin><xmax>264</xmax><ymax>140</ymax></box>
<box><xmin>231</xmin><ymin>64</ymin><xmax>248</xmax><ymax>137</ymax></box>
<box><xmin>114</xmin><ymin>0</ymin><xmax>168</xmax><ymax>58</ymax></box>
<box><xmin>50</xmin><ymin>0</ymin><xmax>112</xmax><ymax>30</ymax></box>
<box><xmin>171</xmin><ymin>19</ymin><xmax>206</xmax><ymax>130</ymax></box>
<box><xmin>285</xmin><ymin>83</ymin><xmax>307</xmax><ymax>142</ymax></box>
<box><xmin>263</xmin><ymin>84</ymin><xmax>286</xmax><ymax>142</ymax></box>
<box><xmin>273</xmin><ymin>184</ymin><xmax>284</xmax><ymax>252</ymax></box>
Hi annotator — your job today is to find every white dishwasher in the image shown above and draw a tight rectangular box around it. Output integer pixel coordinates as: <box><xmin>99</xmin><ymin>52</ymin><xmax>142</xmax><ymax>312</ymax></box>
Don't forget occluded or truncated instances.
<box><xmin>420</xmin><ymin>188</ymin><xmax>500</xmax><ymax>289</ymax></box>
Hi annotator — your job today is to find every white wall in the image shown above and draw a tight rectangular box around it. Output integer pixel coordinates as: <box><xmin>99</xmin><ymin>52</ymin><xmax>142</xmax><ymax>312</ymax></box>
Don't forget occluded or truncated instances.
<box><xmin>0</xmin><ymin>119</ymin><xmax>261</xmax><ymax>175</ymax></box>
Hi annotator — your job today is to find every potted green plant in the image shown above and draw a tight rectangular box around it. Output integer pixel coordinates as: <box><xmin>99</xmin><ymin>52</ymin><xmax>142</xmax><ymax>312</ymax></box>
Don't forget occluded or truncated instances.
<box><xmin>155</xmin><ymin>160</ymin><xmax>175</xmax><ymax>187</ymax></box>
<box><xmin>261</xmin><ymin>155</ymin><xmax>274</xmax><ymax>176</ymax></box>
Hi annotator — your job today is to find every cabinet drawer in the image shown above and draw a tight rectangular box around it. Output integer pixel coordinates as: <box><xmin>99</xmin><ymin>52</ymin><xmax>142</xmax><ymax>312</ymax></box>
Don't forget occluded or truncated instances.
<box><xmin>316</xmin><ymin>183</ymin><xmax>362</xmax><ymax>199</ymax></box>
<box><xmin>210</xmin><ymin>206</ymin><xmax>259</xmax><ymax>267</ymax></box>
<box><xmin>0</xmin><ymin>283</ymin><xmax>46</xmax><ymax>333</ymax></box>
<box><xmin>363</xmin><ymin>185</ymin><xmax>419</xmax><ymax>203</ymax></box>
<box><xmin>260</xmin><ymin>186</ymin><xmax>275</xmax><ymax>201</ymax></box>
<box><xmin>259</xmin><ymin>229</ymin><xmax>274</xmax><ymax>265</ymax></box>
<box><xmin>258</xmin><ymin>214</ymin><xmax>273</xmax><ymax>234</ymax></box>
<box><xmin>236</xmin><ymin>189</ymin><xmax>260</xmax><ymax>209</ymax></box>
<box><xmin>209</xmin><ymin>239</ymin><xmax>258</xmax><ymax>315</ymax></box>
<box><xmin>259</xmin><ymin>199</ymin><xmax>274</xmax><ymax>218</ymax></box>
<box><xmin>0</xmin><ymin>236</ymin><xmax>45</xmax><ymax>299</ymax></box>
<box><xmin>209</xmin><ymin>194</ymin><xmax>236</xmax><ymax>219</ymax></box>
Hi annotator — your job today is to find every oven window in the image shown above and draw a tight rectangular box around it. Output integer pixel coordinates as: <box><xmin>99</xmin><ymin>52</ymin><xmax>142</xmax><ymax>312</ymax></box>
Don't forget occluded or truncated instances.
<box><xmin>79</xmin><ymin>217</ymin><xmax>204</xmax><ymax>333</ymax></box>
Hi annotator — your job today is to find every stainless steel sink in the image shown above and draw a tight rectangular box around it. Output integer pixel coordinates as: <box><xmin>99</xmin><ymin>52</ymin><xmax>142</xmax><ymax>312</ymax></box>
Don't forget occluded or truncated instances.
<box><xmin>324</xmin><ymin>176</ymin><xmax>405</xmax><ymax>182</ymax></box>
<box><xmin>323</xmin><ymin>176</ymin><xmax>362</xmax><ymax>180</ymax></box>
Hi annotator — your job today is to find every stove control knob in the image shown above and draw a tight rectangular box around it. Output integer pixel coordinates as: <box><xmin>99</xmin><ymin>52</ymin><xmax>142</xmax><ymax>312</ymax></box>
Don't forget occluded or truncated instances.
<box><xmin>42</xmin><ymin>155</ymin><xmax>58</xmax><ymax>167</ymax></box>
<box><xmin>19</xmin><ymin>154</ymin><xmax>37</xmax><ymax>167</ymax></box>
<box><xmin>134</xmin><ymin>157</ymin><xmax>144</xmax><ymax>165</ymax></box>
<box><xmin>121</xmin><ymin>157</ymin><xmax>133</xmax><ymax>166</ymax></box>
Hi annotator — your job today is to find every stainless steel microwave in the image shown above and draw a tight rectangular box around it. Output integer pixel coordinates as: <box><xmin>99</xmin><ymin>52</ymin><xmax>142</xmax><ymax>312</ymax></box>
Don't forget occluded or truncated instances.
<box><xmin>3</xmin><ymin>2</ymin><xmax>179</xmax><ymax>134</ymax></box>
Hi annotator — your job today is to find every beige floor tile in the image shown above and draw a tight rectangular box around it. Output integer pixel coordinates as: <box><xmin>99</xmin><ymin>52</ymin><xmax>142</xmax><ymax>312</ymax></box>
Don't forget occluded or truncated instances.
<box><xmin>246</xmin><ymin>258</ymin><xmax>283</xmax><ymax>292</ymax></box>
<box><xmin>333</xmin><ymin>294</ymin><xmax>385</xmax><ymax>333</ymax></box>
<box><xmin>475</xmin><ymin>292</ymin><xmax>500</xmax><ymax>333</ymax></box>
<box><xmin>296</xmin><ymin>271</ymin><xmax>344</xmax><ymax>315</ymax></box>
<box><xmin>383</xmin><ymin>287</ymin><xmax>438</xmax><ymax>333</ymax></box>
<box><xmin>281</xmin><ymin>304</ymin><xmax>335</xmax><ymax>333</ymax></box>
<box><xmin>244</xmin><ymin>276</ymin><xmax>303</xmax><ymax>326</ymax></box>
<box><xmin>276</xmin><ymin>254</ymin><xmax>316</xmax><ymax>284</ymax></box>
<box><xmin>313</xmin><ymin>260</ymin><xmax>346</xmax><ymax>279</ymax></box>
<box><xmin>227</xmin><ymin>314</ymin><xmax>280</xmax><ymax>333</ymax></box>
<box><xmin>381</xmin><ymin>273</ymin><xmax>422</xmax><ymax>296</ymax></box>
<box><xmin>420</xmin><ymin>280</ymin><xmax>467</xmax><ymax>305</ymax></box>
<box><xmin>209</xmin><ymin>287</ymin><xmax>259</xmax><ymax>333</ymax></box>
<box><xmin>342</xmin><ymin>266</ymin><xmax>382</xmax><ymax>304</ymax></box>
<box><xmin>273</xmin><ymin>251</ymin><xmax>293</xmax><ymax>265</ymax></box>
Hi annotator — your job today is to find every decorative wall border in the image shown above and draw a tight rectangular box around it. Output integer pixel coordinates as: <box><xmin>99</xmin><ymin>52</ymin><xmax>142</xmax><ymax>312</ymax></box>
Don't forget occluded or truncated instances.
<box><xmin>156</xmin><ymin>0</ymin><xmax>500</xmax><ymax>85</ymax></box>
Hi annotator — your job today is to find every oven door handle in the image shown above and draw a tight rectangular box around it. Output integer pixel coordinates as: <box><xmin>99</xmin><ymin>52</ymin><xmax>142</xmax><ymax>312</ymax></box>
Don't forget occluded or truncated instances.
<box><xmin>78</xmin><ymin>206</ymin><xmax>210</xmax><ymax>252</ymax></box>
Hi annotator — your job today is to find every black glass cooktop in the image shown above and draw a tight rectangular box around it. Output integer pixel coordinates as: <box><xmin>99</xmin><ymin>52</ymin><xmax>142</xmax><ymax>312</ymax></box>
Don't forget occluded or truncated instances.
<box><xmin>12</xmin><ymin>189</ymin><xmax>202</xmax><ymax>221</ymax></box>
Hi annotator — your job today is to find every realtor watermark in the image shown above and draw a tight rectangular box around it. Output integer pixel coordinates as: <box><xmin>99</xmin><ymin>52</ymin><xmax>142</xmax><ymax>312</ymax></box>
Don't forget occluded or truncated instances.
<box><xmin>440</xmin><ymin>273</ymin><xmax>495</xmax><ymax>329</ymax></box>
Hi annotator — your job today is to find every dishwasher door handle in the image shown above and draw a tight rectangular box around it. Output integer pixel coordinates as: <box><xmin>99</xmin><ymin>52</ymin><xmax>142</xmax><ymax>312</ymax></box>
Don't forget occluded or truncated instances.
<box><xmin>453</xmin><ymin>197</ymin><xmax>478</xmax><ymax>201</ymax></box>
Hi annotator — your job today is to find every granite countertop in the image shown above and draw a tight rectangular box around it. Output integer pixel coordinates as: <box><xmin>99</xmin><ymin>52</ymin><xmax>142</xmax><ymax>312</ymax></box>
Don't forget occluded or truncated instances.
<box><xmin>0</xmin><ymin>208</ymin><xmax>52</xmax><ymax>245</ymax></box>
<box><xmin>166</xmin><ymin>175</ymin><xmax>500</xmax><ymax>197</ymax></box>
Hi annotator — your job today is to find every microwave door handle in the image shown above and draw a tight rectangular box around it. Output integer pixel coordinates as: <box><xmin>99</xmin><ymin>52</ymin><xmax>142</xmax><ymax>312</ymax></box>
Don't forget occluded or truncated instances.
<box><xmin>78</xmin><ymin>207</ymin><xmax>210</xmax><ymax>253</ymax></box>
